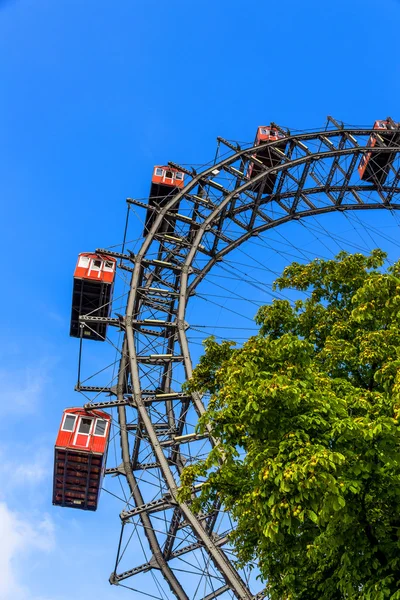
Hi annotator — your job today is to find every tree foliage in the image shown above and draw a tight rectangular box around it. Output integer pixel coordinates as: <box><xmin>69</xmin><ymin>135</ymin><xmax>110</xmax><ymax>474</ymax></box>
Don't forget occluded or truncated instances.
<box><xmin>180</xmin><ymin>250</ymin><xmax>400</xmax><ymax>599</ymax></box>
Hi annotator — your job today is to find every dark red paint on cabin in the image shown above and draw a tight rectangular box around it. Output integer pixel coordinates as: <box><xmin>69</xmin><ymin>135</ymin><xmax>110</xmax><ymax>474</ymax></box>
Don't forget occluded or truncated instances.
<box><xmin>53</xmin><ymin>408</ymin><xmax>111</xmax><ymax>511</ymax></box>
<box><xmin>358</xmin><ymin>119</ymin><xmax>400</xmax><ymax>185</ymax></box>
<box><xmin>151</xmin><ymin>165</ymin><xmax>185</xmax><ymax>189</ymax></box>
<box><xmin>144</xmin><ymin>166</ymin><xmax>185</xmax><ymax>235</ymax></box>
<box><xmin>69</xmin><ymin>253</ymin><xmax>117</xmax><ymax>341</ymax></box>
<box><xmin>255</xmin><ymin>126</ymin><xmax>286</xmax><ymax>145</ymax></box>
<box><xmin>247</xmin><ymin>125</ymin><xmax>287</xmax><ymax>195</ymax></box>
<box><xmin>73</xmin><ymin>252</ymin><xmax>116</xmax><ymax>284</ymax></box>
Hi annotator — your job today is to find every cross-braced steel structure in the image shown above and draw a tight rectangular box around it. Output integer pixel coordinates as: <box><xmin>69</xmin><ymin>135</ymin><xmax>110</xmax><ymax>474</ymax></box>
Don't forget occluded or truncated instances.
<box><xmin>76</xmin><ymin>118</ymin><xmax>400</xmax><ymax>600</ymax></box>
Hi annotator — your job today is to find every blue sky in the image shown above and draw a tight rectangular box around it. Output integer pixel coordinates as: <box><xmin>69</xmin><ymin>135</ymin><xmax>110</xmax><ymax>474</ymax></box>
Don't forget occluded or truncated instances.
<box><xmin>1</xmin><ymin>0</ymin><xmax>400</xmax><ymax>598</ymax></box>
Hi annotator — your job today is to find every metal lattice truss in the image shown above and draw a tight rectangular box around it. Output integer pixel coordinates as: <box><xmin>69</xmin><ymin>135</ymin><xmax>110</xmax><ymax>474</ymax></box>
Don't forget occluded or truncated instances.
<box><xmin>77</xmin><ymin>119</ymin><xmax>400</xmax><ymax>600</ymax></box>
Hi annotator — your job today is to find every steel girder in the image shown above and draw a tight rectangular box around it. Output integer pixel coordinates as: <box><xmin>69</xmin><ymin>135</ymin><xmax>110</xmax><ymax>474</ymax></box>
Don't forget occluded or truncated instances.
<box><xmin>78</xmin><ymin>124</ymin><xmax>400</xmax><ymax>599</ymax></box>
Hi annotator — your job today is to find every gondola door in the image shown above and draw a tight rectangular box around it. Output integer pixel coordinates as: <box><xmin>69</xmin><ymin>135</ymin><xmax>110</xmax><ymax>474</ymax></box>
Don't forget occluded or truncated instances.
<box><xmin>74</xmin><ymin>416</ymin><xmax>94</xmax><ymax>448</ymax></box>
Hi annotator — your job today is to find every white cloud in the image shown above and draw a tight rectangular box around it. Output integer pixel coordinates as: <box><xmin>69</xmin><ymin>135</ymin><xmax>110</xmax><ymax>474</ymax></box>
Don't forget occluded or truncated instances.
<box><xmin>0</xmin><ymin>449</ymin><xmax>122</xmax><ymax>600</ymax></box>
<box><xmin>0</xmin><ymin>501</ymin><xmax>55</xmax><ymax>600</ymax></box>
<box><xmin>0</xmin><ymin>362</ymin><xmax>49</xmax><ymax>414</ymax></box>
<box><xmin>0</xmin><ymin>447</ymin><xmax>49</xmax><ymax>489</ymax></box>
<box><xmin>0</xmin><ymin>445</ymin><xmax>56</xmax><ymax>599</ymax></box>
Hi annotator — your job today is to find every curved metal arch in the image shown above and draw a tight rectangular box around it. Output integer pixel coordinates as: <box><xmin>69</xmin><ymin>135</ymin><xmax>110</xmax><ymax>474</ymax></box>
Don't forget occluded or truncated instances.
<box><xmin>186</xmin><ymin>202</ymin><xmax>400</xmax><ymax>294</ymax></box>
<box><xmin>80</xmin><ymin>125</ymin><xmax>400</xmax><ymax>600</ymax></box>
<box><xmin>147</xmin><ymin>127</ymin><xmax>399</xmax><ymax>239</ymax></box>
<box><xmin>141</xmin><ymin>134</ymin><xmax>400</xmax><ymax>300</ymax></box>
<box><xmin>172</xmin><ymin>135</ymin><xmax>400</xmax><ymax>396</ymax></box>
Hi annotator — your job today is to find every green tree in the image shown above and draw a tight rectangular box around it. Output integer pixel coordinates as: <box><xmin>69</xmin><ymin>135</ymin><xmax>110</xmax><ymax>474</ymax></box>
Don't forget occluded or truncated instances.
<box><xmin>180</xmin><ymin>250</ymin><xmax>400</xmax><ymax>599</ymax></box>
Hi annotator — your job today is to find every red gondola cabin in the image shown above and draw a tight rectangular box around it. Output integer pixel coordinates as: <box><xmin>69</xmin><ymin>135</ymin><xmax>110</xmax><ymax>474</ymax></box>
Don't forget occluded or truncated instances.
<box><xmin>358</xmin><ymin>119</ymin><xmax>400</xmax><ymax>185</ymax></box>
<box><xmin>247</xmin><ymin>125</ymin><xmax>287</xmax><ymax>194</ymax></box>
<box><xmin>70</xmin><ymin>253</ymin><xmax>117</xmax><ymax>341</ymax></box>
<box><xmin>53</xmin><ymin>408</ymin><xmax>111</xmax><ymax>510</ymax></box>
<box><xmin>144</xmin><ymin>166</ymin><xmax>185</xmax><ymax>236</ymax></box>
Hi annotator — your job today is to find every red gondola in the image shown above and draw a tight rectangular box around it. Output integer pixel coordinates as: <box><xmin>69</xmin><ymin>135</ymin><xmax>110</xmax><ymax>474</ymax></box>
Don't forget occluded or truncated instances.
<box><xmin>53</xmin><ymin>408</ymin><xmax>111</xmax><ymax>511</ymax></box>
<box><xmin>247</xmin><ymin>125</ymin><xmax>287</xmax><ymax>194</ymax></box>
<box><xmin>144</xmin><ymin>165</ymin><xmax>185</xmax><ymax>236</ymax></box>
<box><xmin>69</xmin><ymin>253</ymin><xmax>117</xmax><ymax>341</ymax></box>
<box><xmin>358</xmin><ymin>119</ymin><xmax>400</xmax><ymax>184</ymax></box>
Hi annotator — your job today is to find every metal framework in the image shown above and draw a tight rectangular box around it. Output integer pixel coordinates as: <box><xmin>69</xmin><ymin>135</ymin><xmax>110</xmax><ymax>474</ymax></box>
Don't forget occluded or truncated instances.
<box><xmin>77</xmin><ymin>118</ymin><xmax>400</xmax><ymax>600</ymax></box>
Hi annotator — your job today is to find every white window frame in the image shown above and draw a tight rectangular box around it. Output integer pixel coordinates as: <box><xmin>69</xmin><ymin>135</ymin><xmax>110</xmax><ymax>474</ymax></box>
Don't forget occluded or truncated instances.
<box><xmin>103</xmin><ymin>260</ymin><xmax>114</xmax><ymax>272</ymax></box>
<box><xmin>155</xmin><ymin>167</ymin><xmax>164</xmax><ymax>176</ymax></box>
<box><xmin>165</xmin><ymin>170</ymin><xmax>174</xmax><ymax>180</ymax></box>
<box><xmin>89</xmin><ymin>258</ymin><xmax>102</xmax><ymax>278</ymax></box>
<box><xmin>91</xmin><ymin>259</ymin><xmax>102</xmax><ymax>270</ymax></box>
<box><xmin>175</xmin><ymin>172</ymin><xmax>184</xmax><ymax>180</ymax></box>
<box><xmin>78</xmin><ymin>256</ymin><xmax>90</xmax><ymax>268</ymax></box>
<box><xmin>61</xmin><ymin>413</ymin><xmax>77</xmax><ymax>432</ymax></box>
<box><xmin>94</xmin><ymin>418</ymin><xmax>108</xmax><ymax>437</ymax></box>
<box><xmin>73</xmin><ymin>416</ymin><xmax>94</xmax><ymax>447</ymax></box>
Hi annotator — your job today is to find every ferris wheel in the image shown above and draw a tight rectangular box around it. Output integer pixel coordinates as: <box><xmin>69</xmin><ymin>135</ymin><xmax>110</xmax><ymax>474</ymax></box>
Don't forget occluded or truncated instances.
<box><xmin>53</xmin><ymin>116</ymin><xmax>400</xmax><ymax>600</ymax></box>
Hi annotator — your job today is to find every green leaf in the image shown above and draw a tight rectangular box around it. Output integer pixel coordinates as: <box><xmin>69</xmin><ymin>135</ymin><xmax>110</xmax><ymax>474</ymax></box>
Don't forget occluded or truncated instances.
<box><xmin>307</xmin><ymin>510</ymin><xmax>319</xmax><ymax>524</ymax></box>
<box><xmin>180</xmin><ymin>250</ymin><xmax>400</xmax><ymax>599</ymax></box>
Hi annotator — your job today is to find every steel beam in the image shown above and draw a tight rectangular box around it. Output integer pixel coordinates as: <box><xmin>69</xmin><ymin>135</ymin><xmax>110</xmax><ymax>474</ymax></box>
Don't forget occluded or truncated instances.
<box><xmin>75</xmin><ymin>124</ymin><xmax>400</xmax><ymax>599</ymax></box>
